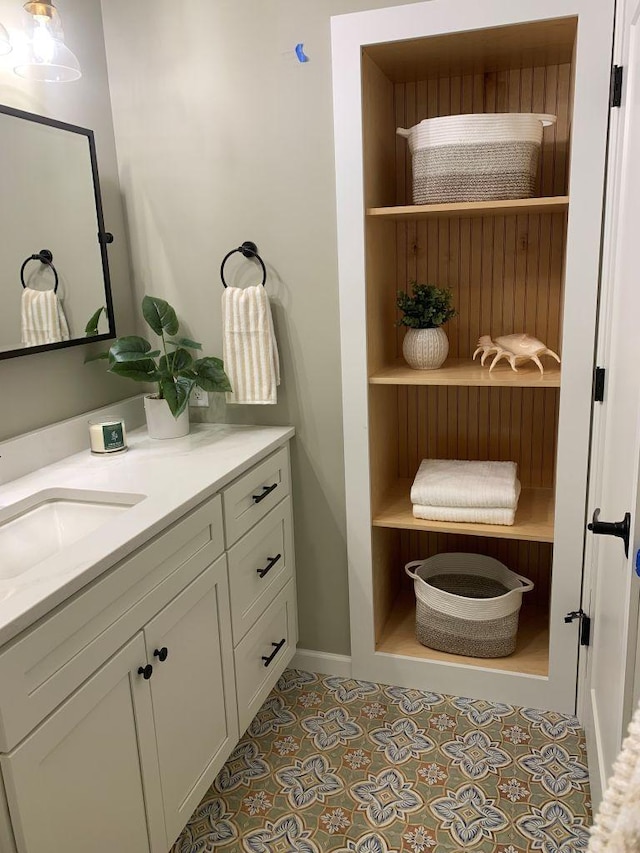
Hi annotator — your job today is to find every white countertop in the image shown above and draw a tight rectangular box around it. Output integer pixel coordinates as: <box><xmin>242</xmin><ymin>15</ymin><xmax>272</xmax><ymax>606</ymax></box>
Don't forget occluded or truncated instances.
<box><xmin>0</xmin><ymin>423</ymin><xmax>294</xmax><ymax>647</ymax></box>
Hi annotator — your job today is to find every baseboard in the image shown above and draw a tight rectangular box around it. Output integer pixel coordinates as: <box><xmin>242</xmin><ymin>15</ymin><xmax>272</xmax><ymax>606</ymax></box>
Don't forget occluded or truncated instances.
<box><xmin>292</xmin><ymin>648</ymin><xmax>352</xmax><ymax>678</ymax></box>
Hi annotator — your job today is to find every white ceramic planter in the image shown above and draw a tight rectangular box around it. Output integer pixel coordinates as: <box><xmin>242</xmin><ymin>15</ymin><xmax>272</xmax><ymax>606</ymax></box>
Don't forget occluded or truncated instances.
<box><xmin>402</xmin><ymin>327</ymin><xmax>449</xmax><ymax>370</ymax></box>
<box><xmin>144</xmin><ymin>395</ymin><xmax>190</xmax><ymax>440</ymax></box>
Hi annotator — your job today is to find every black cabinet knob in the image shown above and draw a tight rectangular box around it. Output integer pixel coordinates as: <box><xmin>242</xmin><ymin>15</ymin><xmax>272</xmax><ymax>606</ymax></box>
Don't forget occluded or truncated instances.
<box><xmin>137</xmin><ymin>664</ymin><xmax>153</xmax><ymax>680</ymax></box>
<box><xmin>153</xmin><ymin>647</ymin><xmax>169</xmax><ymax>662</ymax></box>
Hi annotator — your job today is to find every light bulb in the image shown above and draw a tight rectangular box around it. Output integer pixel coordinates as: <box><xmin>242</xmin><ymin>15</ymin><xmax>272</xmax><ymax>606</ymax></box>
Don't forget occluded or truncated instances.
<box><xmin>32</xmin><ymin>17</ymin><xmax>55</xmax><ymax>64</ymax></box>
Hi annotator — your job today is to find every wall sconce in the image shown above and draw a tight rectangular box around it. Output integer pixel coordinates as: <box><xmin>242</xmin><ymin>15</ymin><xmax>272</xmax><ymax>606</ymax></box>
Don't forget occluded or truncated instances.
<box><xmin>0</xmin><ymin>22</ymin><xmax>12</xmax><ymax>56</ymax></box>
<box><xmin>14</xmin><ymin>2</ymin><xmax>81</xmax><ymax>82</ymax></box>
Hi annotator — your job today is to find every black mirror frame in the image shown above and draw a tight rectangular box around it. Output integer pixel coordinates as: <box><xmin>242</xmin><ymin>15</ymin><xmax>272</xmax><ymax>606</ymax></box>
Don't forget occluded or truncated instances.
<box><xmin>0</xmin><ymin>103</ymin><xmax>116</xmax><ymax>361</ymax></box>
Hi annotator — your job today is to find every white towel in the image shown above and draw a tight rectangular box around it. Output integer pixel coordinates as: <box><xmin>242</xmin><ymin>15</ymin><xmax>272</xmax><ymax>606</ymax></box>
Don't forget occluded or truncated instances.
<box><xmin>411</xmin><ymin>459</ymin><xmax>520</xmax><ymax>509</ymax></box>
<box><xmin>589</xmin><ymin>699</ymin><xmax>640</xmax><ymax>853</ymax></box>
<box><xmin>412</xmin><ymin>503</ymin><xmax>517</xmax><ymax>526</ymax></box>
<box><xmin>21</xmin><ymin>287</ymin><xmax>70</xmax><ymax>346</ymax></box>
<box><xmin>222</xmin><ymin>285</ymin><xmax>280</xmax><ymax>405</ymax></box>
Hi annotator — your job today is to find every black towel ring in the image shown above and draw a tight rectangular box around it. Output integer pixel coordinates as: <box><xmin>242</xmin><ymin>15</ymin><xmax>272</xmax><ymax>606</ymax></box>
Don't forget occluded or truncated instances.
<box><xmin>220</xmin><ymin>241</ymin><xmax>267</xmax><ymax>289</ymax></box>
<box><xmin>21</xmin><ymin>249</ymin><xmax>59</xmax><ymax>294</ymax></box>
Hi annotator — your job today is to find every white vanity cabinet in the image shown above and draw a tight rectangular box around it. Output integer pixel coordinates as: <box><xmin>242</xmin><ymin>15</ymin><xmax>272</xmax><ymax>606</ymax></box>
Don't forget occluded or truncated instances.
<box><xmin>0</xmin><ymin>439</ymin><xmax>296</xmax><ymax>853</ymax></box>
<box><xmin>1</xmin><ymin>634</ymin><xmax>165</xmax><ymax>853</ymax></box>
<box><xmin>142</xmin><ymin>556</ymin><xmax>238</xmax><ymax>848</ymax></box>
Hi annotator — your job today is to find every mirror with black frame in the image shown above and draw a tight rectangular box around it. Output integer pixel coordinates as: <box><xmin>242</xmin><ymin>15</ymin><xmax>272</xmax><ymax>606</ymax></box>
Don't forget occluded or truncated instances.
<box><xmin>0</xmin><ymin>104</ymin><xmax>115</xmax><ymax>360</ymax></box>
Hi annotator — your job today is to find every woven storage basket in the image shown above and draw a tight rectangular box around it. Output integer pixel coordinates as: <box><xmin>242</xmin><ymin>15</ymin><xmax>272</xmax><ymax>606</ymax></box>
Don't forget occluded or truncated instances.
<box><xmin>397</xmin><ymin>113</ymin><xmax>556</xmax><ymax>205</ymax></box>
<box><xmin>405</xmin><ymin>554</ymin><xmax>534</xmax><ymax>658</ymax></box>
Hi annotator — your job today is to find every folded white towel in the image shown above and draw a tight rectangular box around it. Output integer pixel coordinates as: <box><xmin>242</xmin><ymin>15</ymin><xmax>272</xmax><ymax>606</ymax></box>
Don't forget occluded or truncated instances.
<box><xmin>411</xmin><ymin>459</ymin><xmax>520</xmax><ymax>509</ymax></box>
<box><xmin>222</xmin><ymin>285</ymin><xmax>280</xmax><ymax>405</ymax></box>
<box><xmin>21</xmin><ymin>287</ymin><xmax>70</xmax><ymax>346</ymax></box>
<box><xmin>412</xmin><ymin>503</ymin><xmax>517</xmax><ymax>526</ymax></box>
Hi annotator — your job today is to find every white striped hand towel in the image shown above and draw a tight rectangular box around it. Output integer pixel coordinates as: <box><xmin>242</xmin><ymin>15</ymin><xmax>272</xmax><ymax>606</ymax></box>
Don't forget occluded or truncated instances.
<box><xmin>21</xmin><ymin>287</ymin><xmax>70</xmax><ymax>346</ymax></box>
<box><xmin>222</xmin><ymin>285</ymin><xmax>280</xmax><ymax>405</ymax></box>
<box><xmin>411</xmin><ymin>459</ymin><xmax>520</xmax><ymax>509</ymax></box>
<box><xmin>412</xmin><ymin>502</ymin><xmax>518</xmax><ymax>526</ymax></box>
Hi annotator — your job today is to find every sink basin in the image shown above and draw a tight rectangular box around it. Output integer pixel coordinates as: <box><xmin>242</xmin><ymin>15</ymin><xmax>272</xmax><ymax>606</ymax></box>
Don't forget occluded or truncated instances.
<box><xmin>0</xmin><ymin>489</ymin><xmax>146</xmax><ymax>580</ymax></box>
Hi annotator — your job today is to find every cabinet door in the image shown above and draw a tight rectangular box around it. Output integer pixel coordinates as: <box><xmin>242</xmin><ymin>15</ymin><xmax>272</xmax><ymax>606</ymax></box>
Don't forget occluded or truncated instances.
<box><xmin>144</xmin><ymin>556</ymin><xmax>238</xmax><ymax>847</ymax></box>
<box><xmin>1</xmin><ymin>634</ymin><xmax>166</xmax><ymax>853</ymax></box>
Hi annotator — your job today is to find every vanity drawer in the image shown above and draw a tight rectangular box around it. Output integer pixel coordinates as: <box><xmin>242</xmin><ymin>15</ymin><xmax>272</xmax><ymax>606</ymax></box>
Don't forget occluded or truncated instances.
<box><xmin>234</xmin><ymin>580</ymin><xmax>297</xmax><ymax>734</ymax></box>
<box><xmin>228</xmin><ymin>498</ymin><xmax>294</xmax><ymax>645</ymax></box>
<box><xmin>0</xmin><ymin>495</ymin><xmax>224</xmax><ymax>753</ymax></box>
<box><xmin>222</xmin><ymin>446</ymin><xmax>290</xmax><ymax>546</ymax></box>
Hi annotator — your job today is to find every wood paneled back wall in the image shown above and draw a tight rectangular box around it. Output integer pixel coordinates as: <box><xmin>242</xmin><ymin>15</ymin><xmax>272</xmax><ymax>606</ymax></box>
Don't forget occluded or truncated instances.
<box><xmin>394</xmin><ymin>63</ymin><xmax>572</xmax><ymax>360</ymax></box>
<box><xmin>381</xmin><ymin>63</ymin><xmax>574</xmax><ymax>492</ymax></box>
<box><xmin>397</xmin><ymin>386</ymin><xmax>559</xmax><ymax>488</ymax></box>
<box><xmin>395</xmin><ymin>213</ymin><xmax>567</xmax><ymax>360</ymax></box>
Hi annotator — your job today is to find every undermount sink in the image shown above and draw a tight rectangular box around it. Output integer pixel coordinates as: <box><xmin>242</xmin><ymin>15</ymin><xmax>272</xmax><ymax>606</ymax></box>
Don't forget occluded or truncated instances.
<box><xmin>0</xmin><ymin>489</ymin><xmax>146</xmax><ymax>580</ymax></box>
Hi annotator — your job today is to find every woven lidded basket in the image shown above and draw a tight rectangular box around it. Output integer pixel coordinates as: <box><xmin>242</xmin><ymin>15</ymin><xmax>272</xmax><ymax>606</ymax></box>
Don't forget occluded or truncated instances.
<box><xmin>405</xmin><ymin>554</ymin><xmax>534</xmax><ymax>658</ymax></box>
<box><xmin>397</xmin><ymin>113</ymin><xmax>556</xmax><ymax>205</ymax></box>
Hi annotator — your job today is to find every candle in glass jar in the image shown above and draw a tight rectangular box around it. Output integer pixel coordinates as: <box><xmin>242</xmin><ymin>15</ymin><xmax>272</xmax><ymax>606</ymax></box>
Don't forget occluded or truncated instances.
<box><xmin>88</xmin><ymin>418</ymin><xmax>127</xmax><ymax>454</ymax></box>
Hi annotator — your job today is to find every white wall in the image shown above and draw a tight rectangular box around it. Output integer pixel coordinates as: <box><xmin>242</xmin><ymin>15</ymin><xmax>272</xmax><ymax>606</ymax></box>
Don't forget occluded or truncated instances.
<box><xmin>102</xmin><ymin>0</ymin><xmax>425</xmax><ymax>656</ymax></box>
<box><xmin>0</xmin><ymin>0</ymin><xmax>134</xmax><ymax>441</ymax></box>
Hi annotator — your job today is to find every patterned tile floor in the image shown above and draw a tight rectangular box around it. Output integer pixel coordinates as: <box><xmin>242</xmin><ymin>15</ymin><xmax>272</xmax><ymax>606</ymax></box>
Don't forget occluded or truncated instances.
<box><xmin>171</xmin><ymin>670</ymin><xmax>591</xmax><ymax>853</ymax></box>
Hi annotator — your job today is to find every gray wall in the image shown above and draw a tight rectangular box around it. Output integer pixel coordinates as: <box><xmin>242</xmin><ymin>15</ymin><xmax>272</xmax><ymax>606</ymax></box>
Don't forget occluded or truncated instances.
<box><xmin>0</xmin><ymin>0</ymin><xmax>134</xmax><ymax>441</ymax></box>
<box><xmin>101</xmin><ymin>0</ymin><xmax>424</xmax><ymax>657</ymax></box>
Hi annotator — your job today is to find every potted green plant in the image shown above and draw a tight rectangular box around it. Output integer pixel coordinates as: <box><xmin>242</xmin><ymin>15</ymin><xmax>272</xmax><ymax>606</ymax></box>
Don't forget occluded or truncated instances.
<box><xmin>86</xmin><ymin>296</ymin><xmax>231</xmax><ymax>439</ymax></box>
<box><xmin>396</xmin><ymin>283</ymin><xmax>456</xmax><ymax>370</ymax></box>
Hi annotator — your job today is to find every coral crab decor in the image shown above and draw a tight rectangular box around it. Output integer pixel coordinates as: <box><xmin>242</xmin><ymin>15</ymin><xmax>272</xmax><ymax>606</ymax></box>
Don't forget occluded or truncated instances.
<box><xmin>172</xmin><ymin>670</ymin><xmax>591</xmax><ymax>853</ymax></box>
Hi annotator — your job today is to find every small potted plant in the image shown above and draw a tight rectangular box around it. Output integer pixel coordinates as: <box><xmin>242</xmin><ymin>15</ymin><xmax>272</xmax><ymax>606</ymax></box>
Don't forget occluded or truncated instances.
<box><xmin>86</xmin><ymin>296</ymin><xmax>231</xmax><ymax>439</ymax></box>
<box><xmin>396</xmin><ymin>283</ymin><xmax>456</xmax><ymax>370</ymax></box>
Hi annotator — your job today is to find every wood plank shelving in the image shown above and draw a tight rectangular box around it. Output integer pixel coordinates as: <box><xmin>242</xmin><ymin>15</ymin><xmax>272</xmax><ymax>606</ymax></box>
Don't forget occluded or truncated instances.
<box><xmin>373</xmin><ymin>480</ymin><xmax>555</xmax><ymax>543</ymax></box>
<box><xmin>334</xmin><ymin>1</ymin><xmax>615</xmax><ymax>705</ymax></box>
<box><xmin>369</xmin><ymin>359</ymin><xmax>561</xmax><ymax>388</ymax></box>
<box><xmin>367</xmin><ymin>196</ymin><xmax>569</xmax><ymax>221</ymax></box>
<box><xmin>377</xmin><ymin>591</ymin><xmax>549</xmax><ymax>677</ymax></box>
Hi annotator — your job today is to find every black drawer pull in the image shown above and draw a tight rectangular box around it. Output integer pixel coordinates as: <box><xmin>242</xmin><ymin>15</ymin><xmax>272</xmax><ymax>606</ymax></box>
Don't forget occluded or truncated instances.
<box><xmin>257</xmin><ymin>554</ymin><xmax>282</xmax><ymax>579</ymax></box>
<box><xmin>262</xmin><ymin>639</ymin><xmax>286</xmax><ymax>667</ymax></box>
<box><xmin>153</xmin><ymin>647</ymin><xmax>169</xmax><ymax>662</ymax></box>
<box><xmin>252</xmin><ymin>483</ymin><xmax>278</xmax><ymax>504</ymax></box>
<box><xmin>137</xmin><ymin>664</ymin><xmax>153</xmax><ymax>680</ymax></box>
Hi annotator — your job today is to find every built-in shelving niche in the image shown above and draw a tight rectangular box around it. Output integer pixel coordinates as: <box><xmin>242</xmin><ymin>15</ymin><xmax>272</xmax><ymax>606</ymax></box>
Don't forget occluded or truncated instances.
<box><xmin>362</xmin><ymin>17</ymin><xmax>577</xmax><ymax>677</ymax></box>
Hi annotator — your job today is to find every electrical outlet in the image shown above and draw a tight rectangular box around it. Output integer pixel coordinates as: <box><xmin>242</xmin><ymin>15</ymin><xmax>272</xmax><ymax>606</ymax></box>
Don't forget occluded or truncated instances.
<box><xmin>189</xmin><ymin>387</ymin><xmax>209</xmax><ymax>408</ymax></box>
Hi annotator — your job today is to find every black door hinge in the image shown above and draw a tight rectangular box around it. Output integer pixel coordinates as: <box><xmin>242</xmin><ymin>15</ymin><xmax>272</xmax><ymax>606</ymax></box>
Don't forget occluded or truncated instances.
<box><xmin>611</xmin><ymin>65</ymin><xmax>624</xmax><ymax>107</ymax></box>
<box><xmin>594</xmin><ymin>367</ymin><xmax>606</xmax><ymax>403</ymax></box>
<box><xmin>565</xmin><ymin>610</ymin><xmax>592</xmax><ymax>646</ymax></box>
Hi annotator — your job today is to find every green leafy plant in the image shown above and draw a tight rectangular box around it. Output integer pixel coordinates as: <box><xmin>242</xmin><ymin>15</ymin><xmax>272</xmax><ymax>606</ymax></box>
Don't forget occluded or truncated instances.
<box><xmin>396</xmin><ymin>283</ymin><xmax>457</xmax><ymax>329</ymax></box>
<box><xmin>85</xmin><ymin>296</ymin><xmax>231</xmax><ymax>418</ymax></box>
<box><xmin>85</xmin><ymin>307</ymin><xmax>105</xmax><ymax>337</ymax></box>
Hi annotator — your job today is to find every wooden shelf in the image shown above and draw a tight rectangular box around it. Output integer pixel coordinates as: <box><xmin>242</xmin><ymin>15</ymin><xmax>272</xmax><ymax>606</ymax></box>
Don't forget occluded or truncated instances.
<box><xmin>373</xmin><ymin>480</ymin><xmax>555</xmax><ymax>543</ymax></box>
<box><xmin>369</xmin><ymin>359</ymin><xmax>561</xmax><ymax>388</ymax></box>
<box><xmin>366</xmin><ymin>196</ymin><xmax>569</xmax><ymax>221</ymax></box>
<box><xmin>377</xmin><ymin>591</ymin><xmax>549</xmax><ymax>677</ymax></box>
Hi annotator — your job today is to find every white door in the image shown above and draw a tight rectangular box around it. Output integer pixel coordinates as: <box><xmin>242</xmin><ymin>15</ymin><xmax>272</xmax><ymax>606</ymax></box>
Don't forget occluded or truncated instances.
<box><xmin>580</xmin><ymin>0</ymin><xmax>640</xmax><ymax>806</ymax></box>
<box><xmin>144</xmin><ymin>556</ymin><xmax>238</xmax><ymax>848</ymax></box>
<box><xmin>0</xmin><ymin>634</ymin><xmax>166</xmax><ymax>853</ymax></box>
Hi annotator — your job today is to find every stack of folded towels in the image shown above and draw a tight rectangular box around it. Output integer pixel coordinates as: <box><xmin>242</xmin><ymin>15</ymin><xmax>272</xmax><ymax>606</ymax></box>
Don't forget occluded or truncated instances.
<box><xmin>410</xmin><ymin>459</ymin><xmax>521</xmax><ymax>526</ymax></box>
